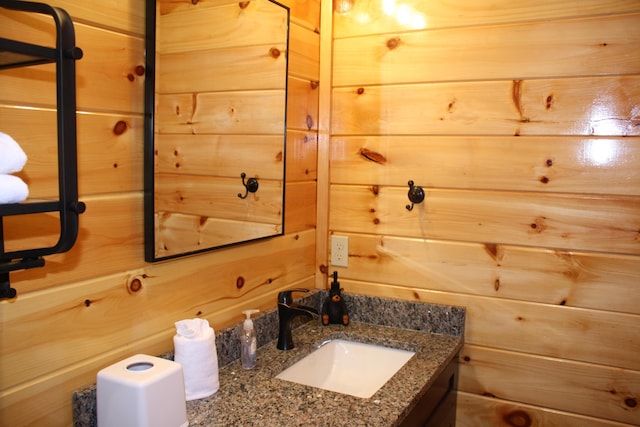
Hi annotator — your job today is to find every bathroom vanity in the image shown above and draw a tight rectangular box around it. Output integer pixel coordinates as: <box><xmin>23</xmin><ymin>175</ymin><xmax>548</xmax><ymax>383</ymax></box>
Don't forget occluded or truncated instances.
<box><xmin>186</xmin><ymin>321</ymin><xmax>461</xmax><ymax>426</ymax></box>
<box><xmin>73</xmin><ymin>293</ymin><xmax>464</xmax><ymax>426</ymax></box>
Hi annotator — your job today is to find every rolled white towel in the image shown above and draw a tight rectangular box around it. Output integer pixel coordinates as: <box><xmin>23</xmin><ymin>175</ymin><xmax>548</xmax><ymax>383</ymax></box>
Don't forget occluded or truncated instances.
<box><xmin>0</xmin><ymin>132</ymin><xmax>28</xmax><ymax>174</ymax></box>
<box><xmin>0</xmin><ymin>174</ymin><xmax>29</xmax><ymax>204</ymax></box>
<box><xmin>173</xmin><ymin>318</ymin><xmax>220</xmax><ymax>401</ymax></box>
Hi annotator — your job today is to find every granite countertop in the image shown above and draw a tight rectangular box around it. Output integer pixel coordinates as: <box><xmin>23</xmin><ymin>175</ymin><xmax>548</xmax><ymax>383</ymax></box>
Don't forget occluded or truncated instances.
<box><xmin>73</xmin><ymin>292</ymin><xmax>465</xmax><ymax>427</ymax></box>
<box><xmin>186</xmin><ymin>321</ymin><xmax>462</xmax><ymax>427</ymax></box>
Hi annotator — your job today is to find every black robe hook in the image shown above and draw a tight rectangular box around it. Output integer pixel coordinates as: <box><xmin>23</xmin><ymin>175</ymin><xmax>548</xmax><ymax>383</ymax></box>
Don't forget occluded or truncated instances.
<box><xmin>238</xmin><ymin>172</ymin><xmax>259</xmax><ymax>199</ymax></box>
<box><xmin>406</xmin><ymin>180</ymin><xmax>425</xmax><ymax>211</ymax></box>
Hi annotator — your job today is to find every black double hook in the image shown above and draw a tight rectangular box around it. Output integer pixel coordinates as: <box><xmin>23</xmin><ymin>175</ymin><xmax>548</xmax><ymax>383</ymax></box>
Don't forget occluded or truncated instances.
<box><xmin>406</xmin><ymin>180</ymin><xmax>425</xmax><ymax>211</ymax></box>
<box><xmin>238</xmin><ymin>172</ymin><xmax>259</xmax><ymax>199</ymax></box>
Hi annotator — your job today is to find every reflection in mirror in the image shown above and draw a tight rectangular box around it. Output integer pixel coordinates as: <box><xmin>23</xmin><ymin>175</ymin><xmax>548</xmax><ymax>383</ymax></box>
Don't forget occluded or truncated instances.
<box><xmin>144</xmin><ymin>0</ymin><xmax>289</xmax><ymax>261</ymax></box>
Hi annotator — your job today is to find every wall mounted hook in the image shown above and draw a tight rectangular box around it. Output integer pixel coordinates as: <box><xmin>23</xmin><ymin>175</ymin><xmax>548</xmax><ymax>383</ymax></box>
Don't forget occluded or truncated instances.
<box><xmin>238</xmin><ymin>172</ymin><xmax>259</xmax><ymax>199</ymax></box>
<box><xmin>406</xmin><ymin>180</ymin><xmax>425</xmax><ymax>211</ymax></box>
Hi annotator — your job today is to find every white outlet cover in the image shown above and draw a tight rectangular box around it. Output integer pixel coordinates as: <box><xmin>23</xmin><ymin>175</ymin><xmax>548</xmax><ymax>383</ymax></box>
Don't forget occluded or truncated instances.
<box><xmin>331</xmin><ymin>235</ymin><xmax>349</xmax><ymax>267</ymax></box>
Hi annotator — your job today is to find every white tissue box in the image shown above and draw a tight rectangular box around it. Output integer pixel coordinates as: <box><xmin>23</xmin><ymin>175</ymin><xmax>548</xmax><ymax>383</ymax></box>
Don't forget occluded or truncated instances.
<box><xmin>97</xmin><ymin>354</ymin><xmax>188</xmax><ymax>427</ymax></box>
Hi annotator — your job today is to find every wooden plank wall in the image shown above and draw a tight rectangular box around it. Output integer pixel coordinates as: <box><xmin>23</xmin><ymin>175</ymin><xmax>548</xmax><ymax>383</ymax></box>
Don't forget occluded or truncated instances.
<box><xmin>0</xmin><ymin>0</ymin><xmax>319</xmax><ymax>425</ymax></box>
<box><xmin>330</xmin><ymin>1</ymin><xmax>640</xmax><ymax>426</ymax></box>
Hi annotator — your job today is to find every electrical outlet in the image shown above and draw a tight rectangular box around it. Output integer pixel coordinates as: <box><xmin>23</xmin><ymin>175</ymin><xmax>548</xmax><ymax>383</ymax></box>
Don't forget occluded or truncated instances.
<box><xmin>331</xmin><ymin>235</ymin><xmax>349</xmax><ymax>267</ymax></box>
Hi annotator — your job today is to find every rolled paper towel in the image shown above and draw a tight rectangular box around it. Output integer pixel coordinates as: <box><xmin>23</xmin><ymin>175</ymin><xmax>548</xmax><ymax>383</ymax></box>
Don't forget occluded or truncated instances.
<box><xmin>0</xmin><ymin>174</ymin><xmax>29</xmax><ymax>204</ymax></box>
<box><xmin>0</xmin><ymin>132</ymin><xmax>28</xmax><ymax>174</ymax></box>
<box><xmin>173</xmin><ymin>318</ymin><xmax>220</xmax><ymax>400</ymax></box>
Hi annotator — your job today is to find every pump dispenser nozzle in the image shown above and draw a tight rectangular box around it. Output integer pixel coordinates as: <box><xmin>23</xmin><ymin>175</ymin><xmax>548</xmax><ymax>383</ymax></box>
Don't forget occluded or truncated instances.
<box><xmin>242</xmin><ymin>309</ymin><xmax>259</xmax><ymax>330</ymax></box>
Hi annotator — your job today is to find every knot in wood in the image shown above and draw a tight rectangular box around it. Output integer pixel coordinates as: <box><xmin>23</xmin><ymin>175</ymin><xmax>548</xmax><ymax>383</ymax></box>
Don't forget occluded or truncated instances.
<box><xmin>359</xmin><ymin>147</ymin><xmax>386</xmax><ymax>164</ymax></box>
<box><xmin>113</xmin><ymin>120</ymin><xmax>128</xmax><ymax>135</ymax></box>
<box><xmin>529</xmin><ymin>217</ymin><xmax>547</xmax><ymax>233</ymax></box>
<box><xmin>503</xmin><ymin>410</ymin><xmax>532</xmax><ymax>427</ymax></box>
<box><xmin>386</xmin><ymin>37</ymin><xmax>400</xmax><ymax>50</ymax></box>
<box><xmin>236</xmin><ymin>276</ymin><xmax>245</xmax><ymax>289</ymax></box>
<box><xmin>269</xmin><ymin>47</ymin><xmax>281</xmax><ymax>59</ymax></box>
<box><xmin>545</xmin><ymin>94</ymin><xmax>554</xmax><ymax>110</ymax></box>
<box><xmin>126</xmin><ymin>273</ymin><xmax>148</xmax><ymax>294</ymax></box>
<box><xmin>129</xmin><ymin>278</ymin><xmax>142</xmax><ymax>293</ymax></box>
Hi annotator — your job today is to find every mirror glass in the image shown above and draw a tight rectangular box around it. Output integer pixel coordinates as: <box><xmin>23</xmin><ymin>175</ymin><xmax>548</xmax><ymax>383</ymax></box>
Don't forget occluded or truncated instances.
<box><xmin>144</xmin><ymin>0</ymin><xmax>289</xmax><ymax>261</ymax></box>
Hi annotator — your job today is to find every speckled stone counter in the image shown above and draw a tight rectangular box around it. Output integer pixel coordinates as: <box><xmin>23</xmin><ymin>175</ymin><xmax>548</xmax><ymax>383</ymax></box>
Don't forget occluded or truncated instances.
<box><xmin>187</xmin><ymin>321</ymin><xmax>461</xmax><ymax>426</ymax></box>
<box><xmin>73</xmin><ymin>292</ymin><xmax>464</xmax><ymax>427</ymax></box>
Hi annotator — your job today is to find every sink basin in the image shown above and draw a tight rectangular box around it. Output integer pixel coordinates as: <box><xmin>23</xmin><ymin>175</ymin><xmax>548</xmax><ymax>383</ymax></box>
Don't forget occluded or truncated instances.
<box><xmin>275</xmin><ymin>339</ymin><xmax>415</xmax><ymax>398</ymax></box>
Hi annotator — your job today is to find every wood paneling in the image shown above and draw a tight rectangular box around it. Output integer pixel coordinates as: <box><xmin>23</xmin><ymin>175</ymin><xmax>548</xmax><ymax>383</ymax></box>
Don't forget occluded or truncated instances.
<box><xmin>327</xmin><ymin>1</ymin><xmax>640</xmax><ymax>426</ymax></box>
<box><xmin>459</xmin><ymin>345</ymin><xmax>640</xmax><ymax>425</ymax></box>
<box><xmin>154</xmin><ymin>211</ymin><xmax>282</xmax><ymax>257</ymax></box>
<box><xmin>340</xmin><ymin>234</ymin><xmax>640</xmax><ymax>315</ymax></box>
<box><xmin>334</xmin><ymin>0</ymin><xmax>640</xmax><ymax>37</ymax></box>
<box><xmin>340</xmin><ymin>277</ymin><xmax>640</xmax><ymax>369</ymax></box>
<box><xmin>155</xmin><ymin>175</ymin><xmax>283</xmax><ymax>221</ymax></box>
<box><xmin>159</xmin><ymin>44</ymin><xmax>288</xmax><ymax>93</ymax></box>
<box><xmin>5</xmin><ymin>195</ymin><xmax>144</xmax><ymax>293</ymax></box>
<box><xmin>331</xmin><ymin>136</ymin><xmax>640</xmax><ymax>196</ymax></box>
<box><xmin>456</xmin><ymin>392</ymin><xmax>636</xmax><ymax>427</ymax></box>
<box><xmin>0</xmin><ymin>107</ymin><xmax>144</xmax><ymax>197</ymax></box>
<box><xmin>155</xmin><ymin>134</ymin><xmax>284</xmax><ymax>178</ymax></box>
<box><xmin>3</xmin><ymin>0</ymin><xmax>638</xmax><ymax>425</ymax></box>
<box><xmin>330</xmin><ymin>186</ymin><xmax>640</xmax><ymax>255</ymax></box>
<box><xmin>285</xmin><ymin>181</ymin><xmax>317</xmax><ymax>233</ymax></box>
<box><xmin>44</xmin><ymin>0</ymin><xmax>145</xmax><ymax>35</ymax></box>
<box><xmin>286</xmin><ymin>130</ymin><xmax>318</xmax><ymax>182</ymax></box>
<box><xmin>280</xmin><ymin>0</ymin><xmax>321</xmax><ymax>31</ymax></box>
<box><xmin>0</xmin><ymin>0</ymin><xmax>320</xmax><ymax>425</ymax></box>
<box><xmin>315</xmin><ymin>0</ymin><xmax>333</xmax><ymax>288</ymax></box>
<box><xmin>156</xmin><ymin>90</ymin><xmax>286</xmax><ymax>134</ymax></box>
<box><xmin>0</xmin><ymin>17</ymin><xmax>145</xmax><ymax>114</ymax></box>
<box><xmin>332</xmin><ymin>76</ymin><xmax>640</xmax><ymax>137</ymax></box>
<box><xmin>288</xmin><ymin>76</ymin><xmax>320</xmax><ymax>131</ymax></box>
<box><xmin>333</xmin><ymin>14</ymin><xmax>640</xmax><ymax>86</ymax></box>
<box><xmin>1</xmin><ymin>230</ymin><xmax>316</xmax><ymax>391</ymax></box>
<box><xmin>1</xmin><ymin>230</ymin><xmax>316</xmax><ymax>425</ymax></box>
<box><xmin>158</xmin><ymin>0</ymin><xmax>288</xmax><ymax>54</ymax></box>
<box><xmin>338</xmin><ymin>280</ymin><xmax>640</xmax><ymax>425</ymax></box>
<box><xmin>288</xmin><ymin>21</ymin><xmax>320</xmax><ymax>81</ymax></box>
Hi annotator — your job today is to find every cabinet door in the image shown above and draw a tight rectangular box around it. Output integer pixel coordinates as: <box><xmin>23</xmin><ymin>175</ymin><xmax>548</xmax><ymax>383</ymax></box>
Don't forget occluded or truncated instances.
<box><xmin>400</xmin><ymin>355</ymin><xmax>458</xmax><ymax>426</ymax></box>
<box><xmin>425</xmin><ymin>391</ymin><xmax>456</xmax><ymax>427</ymax></box>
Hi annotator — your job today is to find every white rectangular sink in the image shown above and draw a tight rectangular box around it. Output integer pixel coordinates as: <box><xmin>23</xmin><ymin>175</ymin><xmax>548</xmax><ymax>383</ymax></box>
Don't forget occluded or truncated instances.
<box><xmin>275</xmin><ymin>339</ymin><xmax>415</xmax><ymax>398</ymax></box>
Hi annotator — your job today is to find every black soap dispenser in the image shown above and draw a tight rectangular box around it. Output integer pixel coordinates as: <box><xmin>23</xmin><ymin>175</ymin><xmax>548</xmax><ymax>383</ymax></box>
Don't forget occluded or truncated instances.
<box><xmin>321</xmin><ymin>271</ymin><xmax>350</xmax><ymax>326</ymax></box>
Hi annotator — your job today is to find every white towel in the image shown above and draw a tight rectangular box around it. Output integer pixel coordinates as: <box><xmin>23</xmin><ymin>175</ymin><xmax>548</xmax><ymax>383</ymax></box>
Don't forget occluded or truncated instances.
<box><xmin>173</xmin><ymin>318</ymin><xmax>220</xmax><ymax>401</ymax></box>
<box><xmin>0</xmin><ymin>132</ymin><xmax>28</xmax><ymax>174</ymax></box>
<box><xmin>0</xmin><ymin>174</ymin><xmax>29</xmax><ymax>204</ymax></box>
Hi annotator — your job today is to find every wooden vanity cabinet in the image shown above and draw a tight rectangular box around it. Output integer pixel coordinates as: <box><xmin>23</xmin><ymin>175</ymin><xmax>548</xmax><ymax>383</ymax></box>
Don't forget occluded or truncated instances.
<box><xmin>399</xmin><ymin>354</ymin><xmax>458</xmax><ymax>427</ymax></box>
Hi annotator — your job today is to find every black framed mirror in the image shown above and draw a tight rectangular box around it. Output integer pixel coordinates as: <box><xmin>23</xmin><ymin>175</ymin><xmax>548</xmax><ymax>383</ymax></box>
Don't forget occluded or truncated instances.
<box><xmin>144</xmin><ymin>0</ymin><xmax>289</xmax><ymax>261</ymax></box>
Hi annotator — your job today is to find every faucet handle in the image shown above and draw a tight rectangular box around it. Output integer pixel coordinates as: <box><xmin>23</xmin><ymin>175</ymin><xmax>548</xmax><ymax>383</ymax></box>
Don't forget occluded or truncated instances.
<box><xmin>278</xmin><ymin>288</ymin><xmax>309</xmax><ymax>305</ymax></box>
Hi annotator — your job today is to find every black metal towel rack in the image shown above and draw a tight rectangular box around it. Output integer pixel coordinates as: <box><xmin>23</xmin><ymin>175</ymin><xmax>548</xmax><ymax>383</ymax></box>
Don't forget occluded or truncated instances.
<box><xmin>0</xmin><ymin>0</ymin><xmax>85</xmax><ymax>299</ymax></box>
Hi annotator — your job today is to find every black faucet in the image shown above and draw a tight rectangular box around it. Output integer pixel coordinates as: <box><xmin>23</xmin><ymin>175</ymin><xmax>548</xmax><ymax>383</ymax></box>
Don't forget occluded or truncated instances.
<box><xmin>277</xmin><ymin>288</ymin><xmax>318</xmax><ymax>350</ymax></box>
